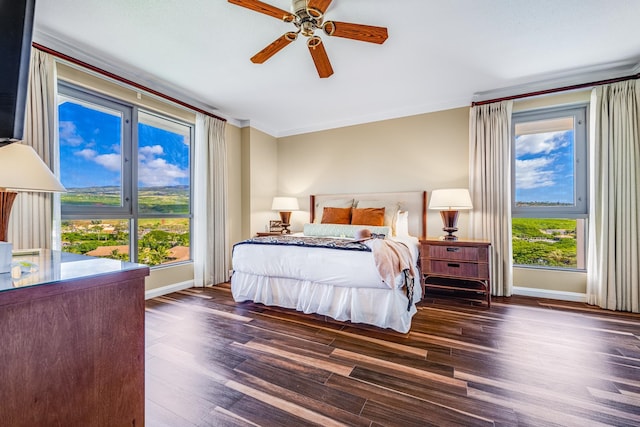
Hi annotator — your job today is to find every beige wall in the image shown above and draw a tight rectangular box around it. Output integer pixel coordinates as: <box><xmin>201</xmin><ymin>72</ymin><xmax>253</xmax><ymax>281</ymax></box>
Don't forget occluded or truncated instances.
<box><xmin>227</xmin><ymin>124</ymin><xmax>243</xmax><ymax>254</ymax></box>
<box><xmin>277</xmin><ymin>107</ymin><xmax>471</xmax><ymax>238</ymax></box>
<box><xmin>240</xmin><ymin>127</ymin><xmax>279</xmax><ymax>238</ymax></box>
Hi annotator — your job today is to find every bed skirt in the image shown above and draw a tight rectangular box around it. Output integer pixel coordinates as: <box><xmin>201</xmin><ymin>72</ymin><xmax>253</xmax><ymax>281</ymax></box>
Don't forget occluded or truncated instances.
<box><xmin>231</xmin><ymin>271</ymin><xmax>422</xmax><ymax>333</ymax></box>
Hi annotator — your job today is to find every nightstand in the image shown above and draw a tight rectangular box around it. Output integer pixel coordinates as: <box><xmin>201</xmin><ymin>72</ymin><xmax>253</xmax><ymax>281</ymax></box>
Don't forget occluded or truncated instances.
<box><xmin>255</xmin><ymin>231</ymin><xmax>284</xmax><ymax>237</ymax></box>
<box><xmin>420</xmin><ymin>238</ymin><xmax>492</xmax><ymax>307</ymax></box>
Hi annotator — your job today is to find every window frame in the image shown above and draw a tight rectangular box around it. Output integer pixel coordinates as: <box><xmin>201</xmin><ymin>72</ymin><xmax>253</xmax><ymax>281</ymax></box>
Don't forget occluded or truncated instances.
<box><xmin>511</xmin><ymin>104</ymin><xmax>588</xmax><ymax>219</ymax></box>
<box><xmin>511</xmin><ymin>104</ymin><xmax>589</xmax><ymax>271</ymax></box>
<box><xmin>58</xmin><ymin>81</ymin><xmax>194</xmax><ymax>267</ymax></box>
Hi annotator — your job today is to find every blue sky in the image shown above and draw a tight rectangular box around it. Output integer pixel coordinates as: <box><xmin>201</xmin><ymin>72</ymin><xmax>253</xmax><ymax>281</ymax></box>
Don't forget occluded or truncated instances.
<box><xmin>59</xmin><ymin>101</ymin><xmax>189</xmax><ymax>189</ymax></box>
<box><xmin>515</xmin><ymin>130</ymin><xmax>574</xmax><ymax>205</ymax></box>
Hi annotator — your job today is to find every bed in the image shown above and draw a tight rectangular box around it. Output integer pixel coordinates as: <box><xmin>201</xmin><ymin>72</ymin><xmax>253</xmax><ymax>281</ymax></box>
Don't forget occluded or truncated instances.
<box><xmin>231</xmin><ymin>191</ymin><xmax>427</xmax><ymax>333</ymax></box>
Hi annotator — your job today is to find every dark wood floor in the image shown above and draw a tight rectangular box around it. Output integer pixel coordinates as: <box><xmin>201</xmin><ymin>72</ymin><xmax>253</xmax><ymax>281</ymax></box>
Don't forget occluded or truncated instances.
<box><xmin>145</xmin><ymin>284</ymin><xmax>640</xmax><ymax>426</ymax></box>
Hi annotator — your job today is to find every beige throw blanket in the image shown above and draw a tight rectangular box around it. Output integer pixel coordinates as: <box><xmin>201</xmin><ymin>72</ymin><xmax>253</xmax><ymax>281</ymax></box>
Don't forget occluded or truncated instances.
<box><xmin>364</xmin><ymin>238</ymin><xmax>416</xmax><ymax>289</ymax></box>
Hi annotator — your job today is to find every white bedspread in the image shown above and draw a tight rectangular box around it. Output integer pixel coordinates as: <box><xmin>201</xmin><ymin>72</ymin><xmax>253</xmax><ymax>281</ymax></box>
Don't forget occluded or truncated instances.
<box><xmin>232</xmin><ymin>235</ymin><xmax>419</xmax><ymax>289</ymax></box>
<box><xmin>231</xmin><ymin>235</ymin><xmax>421</xmax><ymax>332</ymax></box>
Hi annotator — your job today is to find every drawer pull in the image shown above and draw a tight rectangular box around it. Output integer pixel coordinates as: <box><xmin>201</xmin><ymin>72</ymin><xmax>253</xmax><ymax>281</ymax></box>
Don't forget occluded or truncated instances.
<box><xmin>446</xmin><ymin>247</ymin><xmax>460</xmax><ymax>252</ymax></box>
<box><xmin>448</xmin><ymin>263</ymin><xmax>460</xmax><ymax>268</ymax></box>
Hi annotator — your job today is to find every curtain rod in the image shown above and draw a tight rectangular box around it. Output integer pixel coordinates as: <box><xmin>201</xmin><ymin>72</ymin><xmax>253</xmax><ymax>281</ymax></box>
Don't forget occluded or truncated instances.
<box><xmin>32</xmin><ymin>42</ymin><xmax>226</xmax><ymax>122</ymax></box>
<box><xmin>471</xmin><ymin>72</ymin><xmax>640</xmax><ymax>106</ymax></box>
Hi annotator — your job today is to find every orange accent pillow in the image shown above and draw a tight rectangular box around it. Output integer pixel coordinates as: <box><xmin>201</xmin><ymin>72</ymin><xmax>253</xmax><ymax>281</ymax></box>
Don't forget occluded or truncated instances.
<box><xmin>321</xmin><ymin>207</ymin><xmax>352</xmax><ymax>224</ymax></box>
<box><xmin>351</xmin><ymin>207</ymin><xmax>385</xmax><ymax>226</ymax></box>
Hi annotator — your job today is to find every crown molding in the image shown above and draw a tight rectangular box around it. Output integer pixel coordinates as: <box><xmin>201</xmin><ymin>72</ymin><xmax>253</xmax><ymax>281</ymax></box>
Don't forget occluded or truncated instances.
<box><xmin>472</xmin><ymin>59</ymin><xmax>640</xmax><ymax>103</ymax></box>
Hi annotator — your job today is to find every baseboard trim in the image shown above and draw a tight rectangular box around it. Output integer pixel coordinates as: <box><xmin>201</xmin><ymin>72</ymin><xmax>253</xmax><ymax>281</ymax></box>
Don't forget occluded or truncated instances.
<box><xmin>145</xmin><ymin>280</ymin><xmax>194</xmax><ymax>300</ymax></box>
<box><xmin>512</xmin><ymin>286</ymin><xmax>587</xmax><ymax>303</ymax></box>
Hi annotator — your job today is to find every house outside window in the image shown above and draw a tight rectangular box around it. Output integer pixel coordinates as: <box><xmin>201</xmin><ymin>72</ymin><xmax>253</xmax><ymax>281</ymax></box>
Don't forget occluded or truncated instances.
<box><xmin>511</xmin><ymin>105</ymin><xmax>588</xmax><ymax>270</ymax></box>
<box><xmin>58</xmin><ymin>82</ymin><xmax>193</xmax><ymax>267</ymax></box>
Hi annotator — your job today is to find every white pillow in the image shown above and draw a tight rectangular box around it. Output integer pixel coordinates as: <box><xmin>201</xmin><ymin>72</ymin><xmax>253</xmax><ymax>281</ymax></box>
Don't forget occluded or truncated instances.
<box><xmin>395</xmin><ymin>210</ymin><xmax>410</xmax><ymax>237</ymax></box>
<box><xmin>313</xmin><ymin>198</ymin><xmax>354</xmax><ymax>223</ymax></box>
<box><xmin>303</xmin><ymin>223</ymin><xmax>390</xmax><ymax>238</ymax></box>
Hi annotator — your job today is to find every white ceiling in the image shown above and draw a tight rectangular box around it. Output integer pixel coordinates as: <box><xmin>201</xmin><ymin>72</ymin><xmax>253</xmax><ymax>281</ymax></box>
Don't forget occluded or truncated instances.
<box><xmin>33</xmin><ymin>0</ymin><xmax>640</xmax><ymax>137</ymax></box>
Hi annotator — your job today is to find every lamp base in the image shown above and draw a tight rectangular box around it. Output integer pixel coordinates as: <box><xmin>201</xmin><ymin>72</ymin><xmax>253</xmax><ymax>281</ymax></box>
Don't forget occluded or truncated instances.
<box><xmin>279</xmin><ymin>211</ymin><xmax>292</xmax><ymax>234</ymax></box>
<box><xmin>0</xmin><ymin>191</ymin><xmax>18</xmax><ymax>242</ymax></box>
<box><xmin>440</xmin><ymin>210</ymin><xmax>460</xmax><ymax>241</ymax></box>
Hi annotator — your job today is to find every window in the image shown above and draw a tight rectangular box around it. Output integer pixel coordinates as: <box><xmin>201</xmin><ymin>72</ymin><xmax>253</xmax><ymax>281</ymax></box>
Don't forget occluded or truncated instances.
<box><xmin>58</xmin><ymin>82</ymin><xmax>192</xmax><ymax>267</ymax></box>
<box><xmin>511</xmin><ymin>105</ymin><xmax>587</xmax><ymax>270</ymax></box>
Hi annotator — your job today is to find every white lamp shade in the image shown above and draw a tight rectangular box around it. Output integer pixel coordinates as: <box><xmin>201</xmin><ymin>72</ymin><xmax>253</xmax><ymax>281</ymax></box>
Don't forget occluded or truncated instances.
<box><xmin>429</xmin><ymin>188</ymin><xmax>473</xmax><ymax>210</ymax></box>
<box><xmin>0</xmin><ymin>143</ymin><xmax>66</xmax><ymax>192</ymax></box>
<box><xmin>271</xmin><ymin>196</ymin><xmax>299</xmax><ymax>211</ymax></box>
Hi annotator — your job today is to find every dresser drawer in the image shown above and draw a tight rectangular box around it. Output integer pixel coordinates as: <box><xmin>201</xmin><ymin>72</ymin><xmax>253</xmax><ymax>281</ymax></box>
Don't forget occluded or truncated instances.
<box><xmin>427</xmin><ymin>260</ymin><xmax>489</xmax><ymax>280</ymax></box>
<box><xmin>420</xmin><ymin>239</ymin><xmax>492</xmax><ymax>307</ymax></box>
<box><xmin>429</xmin><ymin>244</ymin><xmax>486</xmax><ymax>261</ymax></box>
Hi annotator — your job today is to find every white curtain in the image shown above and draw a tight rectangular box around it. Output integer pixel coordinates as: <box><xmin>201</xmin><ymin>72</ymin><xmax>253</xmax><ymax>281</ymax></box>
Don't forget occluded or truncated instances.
<box><xmin>8</xmin><ymin>49</ymin><xmax>57</xmax><ymax>250</ymax></box>
<box><xmin>587</xmin><ymin>80</ymin><xmax>640</xmax><ymax>312</ymax></box>
<box><xmin>468</xmin><ymin>101</ymin><xmax>514</xmax><ymax>296</ymax></box>
<box><xmin>193</xmin><ymin>113</ymin><xmax>228</xmax><ymax>286</ymax></box>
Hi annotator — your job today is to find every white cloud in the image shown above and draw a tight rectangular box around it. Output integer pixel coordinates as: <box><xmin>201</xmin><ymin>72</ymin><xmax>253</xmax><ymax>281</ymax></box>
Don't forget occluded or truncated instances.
<box><xmin>139</xmin><ymin>145</ymin><xmax>164</xmax><ymax>161</ymax></box>
<box><xmin>75</xmin><ymin>148</ymin><xmax>97</xmax><ymax>159</ymax></box>
<box><xmin>74</xmin><ymin>143</ymin><xmax>185</xmax><ymax>186</ymax></box>
<box><xmin>74</xmin><ymin>149</ymin><xmax>121</xmax><ymax>172</ymax></box>
<box><xmin>516</xmin><ymin>157</ymin><xmax>555</xmax><ymax>189</ymax></box>
<box><xmin>59</xmin><ymin>121</ymin><xmax>85</xmax><ymax>146</ymax></box>
<box><xmin>516</xmin><ymin>131</ymin><xmax>569</xmax><ymax>156</ymax></box>
<box><xmin>138</xmin><ymin>157</ymin><xmax>188</xmax><ymax>187</ymax></box>
<box><xmin>94</xmin><ymin>153</ymin><xmax>121</xmax><ymax>171</ymax></box>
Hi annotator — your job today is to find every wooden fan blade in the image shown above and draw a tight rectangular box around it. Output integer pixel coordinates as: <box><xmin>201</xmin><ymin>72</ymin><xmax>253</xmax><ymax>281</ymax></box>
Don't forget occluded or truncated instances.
<box><xmin>228</xmin><ymin>0</ymin><xmax>295</xmax><ymax>21</ymax></box>
<box><xmin>251</xmin><ymin>32</ymin><xmax>297</xmax><ymax>64</ymax></box>
<box><xmin>323</xmin><ymin>21</ymin><xmax>388</xmax><ymax>44</ymax></box>
<box><xmin>307</xmin><ymin>37</ymin><xmax>333</xmax><ymax>78</ymax></box>
<box><xmin>307</xmin><ymin>0</ymin><xmax>333</xmax><ymax>15</ymax></box>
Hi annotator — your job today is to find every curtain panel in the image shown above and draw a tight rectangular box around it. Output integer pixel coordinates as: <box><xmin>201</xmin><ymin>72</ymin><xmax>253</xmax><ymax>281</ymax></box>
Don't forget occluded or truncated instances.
<box><xmin>8</xmin><ymin>49</ymin><xmax>57</xmax><ymax>249</ymax></box>
<box><xmin>469</xmin><ymin>101</ymin><xmax>514</xmax><ymax>297</ymax></box>
<box><xmin>587</xmin><ymin>80</ymin><xmax>640</xmax><ymax>312</ymax></box>
<box><xmin>194</xmin><ymin>114</ymin><xmax>229</xmax><ymax>286</ymax></box>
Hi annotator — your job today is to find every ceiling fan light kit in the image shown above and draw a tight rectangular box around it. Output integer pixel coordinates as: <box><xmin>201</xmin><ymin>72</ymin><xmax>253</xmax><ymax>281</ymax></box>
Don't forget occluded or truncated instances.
<box><xmin>229</xmin><ymin>0</ymin><xmax>388</xmax><ymax>78</ymax></box>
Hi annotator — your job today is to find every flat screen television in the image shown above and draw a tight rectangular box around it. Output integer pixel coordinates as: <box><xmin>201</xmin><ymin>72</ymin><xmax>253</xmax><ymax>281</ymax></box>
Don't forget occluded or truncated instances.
<box><xmin>0</xmin><ymin>0</ymin><xmax>36</xmax><ymax>143</ymax></box>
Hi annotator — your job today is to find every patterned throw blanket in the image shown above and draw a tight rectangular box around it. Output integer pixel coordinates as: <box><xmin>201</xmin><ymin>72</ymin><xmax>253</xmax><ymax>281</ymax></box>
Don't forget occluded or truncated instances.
<box><xmin>234</xmin><ymin>235</ymin><xmax>415</xmax><ymax>311</ymax></box>
<box><xmin>234</xmin><ymin>235</ymin><xmax>372</xmax><ymax>252</ymax></box>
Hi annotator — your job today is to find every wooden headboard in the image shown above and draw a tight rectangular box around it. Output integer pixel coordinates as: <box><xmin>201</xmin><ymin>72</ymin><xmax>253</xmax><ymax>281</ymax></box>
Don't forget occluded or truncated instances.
<box><xmin>310</xmin><ymin>191</ymin><xmax>427</xmax><ymax>240</ymax></box>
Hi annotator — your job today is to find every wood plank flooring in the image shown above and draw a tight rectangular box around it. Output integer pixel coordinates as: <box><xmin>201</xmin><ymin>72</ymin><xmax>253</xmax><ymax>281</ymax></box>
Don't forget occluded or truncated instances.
<box><xmin>145</xmin><ymin>284</ymin><xmax>640</xmax><ymax>426</ymax></box>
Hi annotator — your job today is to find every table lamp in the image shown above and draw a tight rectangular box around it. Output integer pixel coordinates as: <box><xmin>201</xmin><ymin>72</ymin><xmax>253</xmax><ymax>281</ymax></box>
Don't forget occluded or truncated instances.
<box><xmin>428</xmin><ymin>188</ymin><xmax>473</xmax><ymax>240</ymax></box>
<box><xmin>271</xmin><ymin>196</ymin><xmax>299</xmax><ymax>234</ymax></box>
<box><xmin>0</xmin><ymin>143</ymin><xmax>66</xmax><ymax>272</ymax></box>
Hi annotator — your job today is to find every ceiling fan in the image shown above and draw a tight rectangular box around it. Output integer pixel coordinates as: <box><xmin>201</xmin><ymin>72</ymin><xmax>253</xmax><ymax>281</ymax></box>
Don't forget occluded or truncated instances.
<box><xmin>228</xmin><ymin>0</ymin><xmax>388</xmax><ymax>78</ymax></box>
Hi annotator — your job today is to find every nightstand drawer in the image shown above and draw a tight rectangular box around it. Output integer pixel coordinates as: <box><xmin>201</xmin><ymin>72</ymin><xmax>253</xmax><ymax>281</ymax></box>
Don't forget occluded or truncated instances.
<box><xmin>428</xmin><ymin>260</ymin><xmax>489</xmax><ymax>280</ymax></box>
<box><xmin>429</xmin><ymin>245</ymin><xmax>485</xmax><ymax>261</ymax></box>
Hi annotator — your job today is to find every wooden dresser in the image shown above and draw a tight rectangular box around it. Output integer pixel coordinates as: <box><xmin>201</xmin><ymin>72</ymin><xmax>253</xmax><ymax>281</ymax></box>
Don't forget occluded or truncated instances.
<box><xmin>0</xmin><ymin>250</ymin><xmax>149</xmax><ymax>426</ymax></box>
<box><xmin>420</xmin><ymin>239</ymin><xmax>492</xmax><ymax>307</ymax></box>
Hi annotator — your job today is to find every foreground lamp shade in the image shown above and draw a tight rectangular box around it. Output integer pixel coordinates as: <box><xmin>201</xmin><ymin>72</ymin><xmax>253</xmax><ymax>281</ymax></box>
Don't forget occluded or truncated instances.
<box><xmin>428</xmin><ymin>188</ymin><xmax>473</xmax><ymax>240</ymax></box>
<box><xmin>0</xmin><ymin>143</ymin><xmax>66</xmax><ymax>243</ymax></box>
<box><xmin>271</xmin><ymin>196</ymin><xmax>299</xmax><ymax>234</ymax></box>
